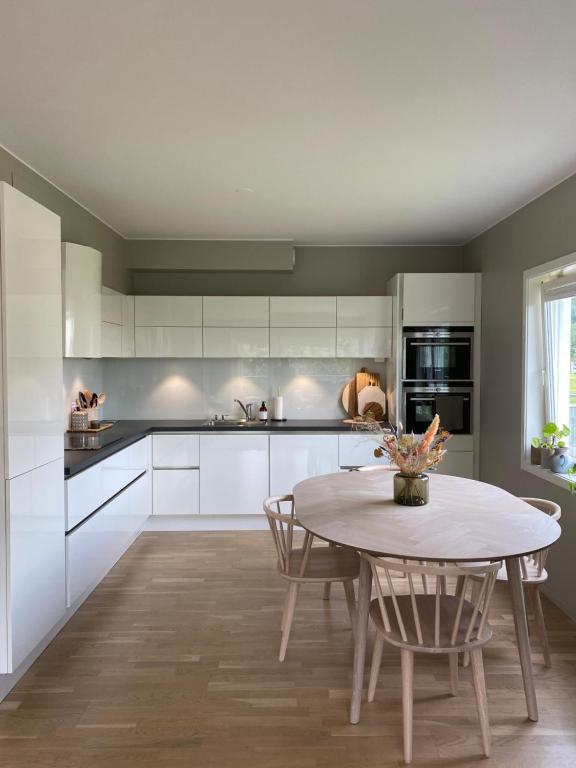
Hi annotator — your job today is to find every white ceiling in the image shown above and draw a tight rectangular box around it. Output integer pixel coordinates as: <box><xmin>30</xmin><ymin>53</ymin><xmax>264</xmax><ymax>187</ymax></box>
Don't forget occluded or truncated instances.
<box><xmin>1</xmin><ymin>0</ymin><xmax>576</xmax><ymax>244</ymax></box>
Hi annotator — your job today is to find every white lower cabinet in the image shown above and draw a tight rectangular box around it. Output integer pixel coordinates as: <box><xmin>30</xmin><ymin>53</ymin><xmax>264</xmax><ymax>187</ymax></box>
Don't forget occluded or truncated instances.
<box><xmin>66</xmin><ymin>473</ymin><xmax>149</xmax><ymax>607</ymax></box>
<box><xmin>153</xmin><ymin>470</ymin><xmax>199</xmax><ymax>515</ymax></box>
<box><xmin>434</xmin><ymin>451</ymin><xmax>474</xmax><ymax>479</ymax></box>
<box><xmin>200</xmin><ymin>434</ymin><xmax>269</xmax><ymax>514</ymax></box>
<box><xmin>153</xmin><ymin>434</ymin><xmax>200</xmax><ymax>468</ymax></box>
<box><xmin>339</xmin><ymin>433</ymin><xmax>387</xmax><ymax>469</ymax></box>
<box><xmin>269</xmin><ymin>434</ymin><xmax>339</xmax><ymax>495</ymax></box>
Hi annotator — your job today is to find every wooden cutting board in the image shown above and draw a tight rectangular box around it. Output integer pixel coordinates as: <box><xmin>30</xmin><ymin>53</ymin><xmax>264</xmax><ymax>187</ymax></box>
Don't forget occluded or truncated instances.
<box><xmin>341</xmin><ymin>368</ymin><xmax>383</xmax><ymax>418</ymax></box>
<box><xmin>357</xmin><ymin>384</ymin><xmax>387</xmax><ymax>420</ymax></box>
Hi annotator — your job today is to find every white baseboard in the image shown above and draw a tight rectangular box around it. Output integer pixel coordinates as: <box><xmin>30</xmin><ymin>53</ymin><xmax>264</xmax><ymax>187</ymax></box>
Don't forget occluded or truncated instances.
<box><xmin>145</xmin><ymin>515</ymin><xmax>269</xmax><ymax>531</ymax></box>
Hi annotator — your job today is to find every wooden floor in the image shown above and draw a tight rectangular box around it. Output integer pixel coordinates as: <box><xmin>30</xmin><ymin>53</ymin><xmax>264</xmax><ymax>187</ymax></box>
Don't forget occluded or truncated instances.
<box><xmin>0</xmin><ymin>533</ymin><xmax>575</xmax><ymax>768</ymax></box>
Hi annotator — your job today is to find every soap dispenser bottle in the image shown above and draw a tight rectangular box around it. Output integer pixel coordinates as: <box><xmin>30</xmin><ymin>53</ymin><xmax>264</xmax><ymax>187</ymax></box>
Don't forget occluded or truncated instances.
<box><xmin>259</xmin><ymin>401</ymin><xmax>268</xmax><ymax>422</ymax></box>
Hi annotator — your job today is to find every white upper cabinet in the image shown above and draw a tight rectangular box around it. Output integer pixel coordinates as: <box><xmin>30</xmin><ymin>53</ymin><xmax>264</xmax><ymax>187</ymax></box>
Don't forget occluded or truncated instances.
<box><xmin>337</xmin><ymin>326</ymin><xmax>392</xmax><ymax>358</ymax></box>
<box><xmin>62</xmin><ymin>242</ymin><xmax>102</xmax><ymax>358</ymax></box>
<box><xmin>101</xmin><ymin>286</ymin><xmax>123</xmax><ymax>324</ymax></box>
<box><xmin>270</xmin><ymin>327</ymin><xmax>336</xmax><ymax>357</ymax></box>
<box><xmin>1</xmin><ymin>184</ymin><xmax>64</xmax><ymax>477</ymax></box>
<box><xmin>337</xmin><ymin>296</ymin><xmax>393</xmax><ymax>327</ymax></box>
<box><xmin>135</xmin><ymin>326</ymin><xmax>203</xmax><ymax>357</ymax></box>
<box><xmin>203</xmin><ymin>327</ymin><xmax>269</xmax><ymax>357</ymax></box>
<box><xmin>203</xmin><ymin>296</ymin><xmax>269</xmax><ymax>327</ymax></box>
<box><xmin>121</xmin><ymin>295</ymin><xmax>135</xmax><ymax>357</ymax></box>
<box><xmin>403</xmin><ymin>274</ymin><xmax>477</xmax><ymax>324</ymax></box>
<box><xmin>102</xmin><ymin>321</ymin><xmax>123</xmax><ymax>357</ymax></box>
<box><xmin>270</xmin><ymin>296</ymin><xmax>336</xmax><ymax>327</ymax></box>
<box><xmin>135</xmin><ymin>296</ymin><xmax>202</xmax><ymax>326</ymax></box>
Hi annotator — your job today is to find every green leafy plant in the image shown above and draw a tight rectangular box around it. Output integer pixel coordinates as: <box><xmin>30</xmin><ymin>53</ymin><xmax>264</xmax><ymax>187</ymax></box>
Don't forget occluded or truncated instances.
<box><xmin>566</xmin><ymin>462</ymin><xmax>576</xmax><ymax>494</ymax></box>
<box><xmin>541</xmin><ymin>422</ymin><xmax>570</xmax><ymax>450</ymax></box>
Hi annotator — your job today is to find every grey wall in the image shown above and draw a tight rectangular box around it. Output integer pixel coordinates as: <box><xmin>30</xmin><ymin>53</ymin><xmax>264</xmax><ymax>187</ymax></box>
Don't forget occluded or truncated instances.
<box><xmin>465</xmin><ymin>173</ymin><xmax>576</xmax><ymax>619</ymax></box>
<box><xmin>131</xmin><ymin>245</ymin><xmax>464</xmax><ymax>295</ymax></box>
<box><xmin>0</xmin><ymin>145</ymin><xmax>130</xmax><ymax>292</ymax></box>
<box><xmin>126</xmin><ymin>240</ymin><xmax>295</xmax><ymax>272</ymax></box>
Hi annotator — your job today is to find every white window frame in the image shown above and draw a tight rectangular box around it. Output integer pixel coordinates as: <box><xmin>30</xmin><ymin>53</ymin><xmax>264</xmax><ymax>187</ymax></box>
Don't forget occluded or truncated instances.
<box><xmin>522</xmin><ymin>251</ymin><xmax>576</xmax><ymax>491</ymax></box>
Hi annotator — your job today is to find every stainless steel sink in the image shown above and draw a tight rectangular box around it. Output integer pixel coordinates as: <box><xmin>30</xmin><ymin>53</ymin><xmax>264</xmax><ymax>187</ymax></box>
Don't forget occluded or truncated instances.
<box><xmin>204</xmin><ymin>419</ymin><xmax>262</xmax><ymax>427</ymax></box>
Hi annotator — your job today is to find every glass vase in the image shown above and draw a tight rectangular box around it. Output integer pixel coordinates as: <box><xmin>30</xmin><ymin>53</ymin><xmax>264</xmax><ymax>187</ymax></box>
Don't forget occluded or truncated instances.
<box><xmin>393</xmin><ymin>472</ymin><xmax>429</xmax><ymax>506</ymax></box>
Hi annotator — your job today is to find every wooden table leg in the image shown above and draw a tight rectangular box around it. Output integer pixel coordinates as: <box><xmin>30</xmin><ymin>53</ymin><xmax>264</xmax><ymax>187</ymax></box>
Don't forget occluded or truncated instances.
<box><xmin>350</xmin><ymin>555</ymin><xmax>372</xmax><ymax>724</ymax></box>
<box><xmin>506</xmin><ymin>556</ymin><xmax>538</xmax><ymax>721</ymax></box>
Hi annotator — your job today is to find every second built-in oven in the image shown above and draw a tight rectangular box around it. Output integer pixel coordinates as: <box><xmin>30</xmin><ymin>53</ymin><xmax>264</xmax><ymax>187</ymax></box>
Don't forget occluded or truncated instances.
<box><xmin>403</xmin><ymin>327</ymin><xmax>474</xmax><ymax>381</ymax></box>
<box><xmin>403</xmin><ymin>384</ymin><xmax>473</xmax><ymax>435</ymax></box>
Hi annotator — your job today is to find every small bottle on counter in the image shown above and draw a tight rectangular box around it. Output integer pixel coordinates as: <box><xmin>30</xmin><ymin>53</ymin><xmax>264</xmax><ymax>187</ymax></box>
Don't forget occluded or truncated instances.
<box><xmin>259</xmin><ymin>401</ymin><xmax>268</xmax><ymax>422</ymax></box>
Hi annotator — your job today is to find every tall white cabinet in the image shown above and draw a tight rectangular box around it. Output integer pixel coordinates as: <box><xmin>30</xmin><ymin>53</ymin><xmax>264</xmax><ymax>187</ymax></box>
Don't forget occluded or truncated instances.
<box><xmin>0</xmin><ymin>183</ymin><xmax>65</xmax><ymax>674</ymax></box>
<box><xmin>62</xmin><ymin>242</ymin><xmax>102</xmax><ymax>358</ymax></box>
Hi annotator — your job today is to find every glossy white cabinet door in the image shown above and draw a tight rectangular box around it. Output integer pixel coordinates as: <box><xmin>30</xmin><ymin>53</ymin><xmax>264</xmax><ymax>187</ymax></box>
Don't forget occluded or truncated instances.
<box><xmin>101</xmin><ymin>287</ymin><xmax>123</xmax><ymax>324</ymax></box>
<box><xmin>270</xmin><ymin>327</ymin><xmax>336</xmax><ymax>357</ymax></box>
<box><xmin>62</xmin><ymin>242</ymin><xmax>102</xmax><ymax>358</ymax></box>
<box><xmin>338</xmin><ymin>433</ymin><xmax>389</xmax><ymax>468</ymax></box>
<box><xmin>66</xmin><ymin>473</ymin><xmax>149</xmax><ymax>607</ymax></box>
<box><xmin>134</xmin><ymin>296</ymin><xmax>202</xmax><ymax>327</ymax></box>
<box><xmin>121</xmin><ymin>295</ymin><xmax>135</xmax><ymax>357</ymax></box>
<box><xmin>403</xmin><ymin>274</ymin><xmax>476</xmax><ymax>324</ymax></box>
<box><xmin>203</xmin><ymin>327</ymin><xmax>269</xmax><ymax>358</ymax></box>
<box><xmin>337</xmin><ymin>296</ymin><xmax>393</xmax><ymax>327</ymax></box>
<box><xmin>200</xmin><ymin>434</ymin><xmax>269</xmax><ymax>515</ymax></box>
<box><xmin>153</xmin><ymin>469</ymin><xmax>199</xmax><ymax>515</ymax></box>
<box><xmin>5</xmin><ymin>459</ymin><xmax>65</xmax><ymax>672</ymax></box>
<box><xmin>101</xmin><ymin>321</ymin><xmax>123</xmax><ymax>357</ymax></box>
<box><xmin>336</xmin><ymin>327</ymin><xmax>392</xmax><ymax>358</ymax></box>
<box><xmin>434</xmin><ymin>451</ymin><xmax>474</xmax><ymax>479</ymax></box>
<box><xmin>270</xmin><ymin>296</ymin><xmax>336</xmax><ymax>327</ymax></box>
<box><xmin>135</xmin><ymin>327</ymin><xmax>203</xmax><ymax>357</ymax></box>
<box><xmin>269</xmin><ymin>435</ymin><xmax>339</xmax><ymax>496</ymax></box>
<box><xmin>0</xmin><ymin>184</ymin><xmax>64</xmax><ymax>478</ymax></box>
<box><xmin>203</xmin><ymin>296</ymin><xmax>269</xmax><ymax>327</ymax></box>
<box><xmin>153</xmin><ymin>434</ymin><xmax>200</xmax><ymax>467</ymax></box>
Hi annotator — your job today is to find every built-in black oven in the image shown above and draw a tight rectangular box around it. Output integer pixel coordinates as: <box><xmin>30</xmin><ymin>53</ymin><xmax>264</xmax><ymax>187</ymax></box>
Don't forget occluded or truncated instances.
<box><xmin>403</xmin><ymin>384</ymin><xmax>473</xmax><ymax>435</ymax></box>
<box><xmin>403</xmin><ymin>327</ymin><xmax>474</xmax><ymax>382</ymax></box>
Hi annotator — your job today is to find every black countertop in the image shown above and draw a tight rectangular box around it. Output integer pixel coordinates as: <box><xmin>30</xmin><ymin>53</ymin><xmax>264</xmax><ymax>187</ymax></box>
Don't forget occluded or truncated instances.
<box><xmin>64</xmin><ymin>419</ymin><xmax>383</xmax><ymax>478</ymax></box>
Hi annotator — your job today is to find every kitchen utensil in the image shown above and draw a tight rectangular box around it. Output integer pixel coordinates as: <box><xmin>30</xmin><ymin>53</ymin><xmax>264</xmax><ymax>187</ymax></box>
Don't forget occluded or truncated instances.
<box><xmin>341</xmin><ymin>379</ymin><xmax>358</xmax><ymax>418</ymax></box>
<box><xmin>97</xmin><ymin>393</ymin><xmax>106</xmax><ymax>405</ymax></box>
<box><xmin>362</xmin><ymin>401</ymin><xmax>384</xmax><ymax>421</ymax></box>
<box><xmin>357</xmin><ymin>384</ymin><xmax>387</xmax><ymax>420</ymax></box>
<box><xmin>89</xmin><ymin>392</ymin><xmax>98</xmax><ymax>408</ymax></box>
<box><xmin>355</xmin><ymin>368</ymin><xmax>372</xmax><ymax>398</ymax></box>
<box><xmin>78</xmin><ymin>391</ymin><xmax>89</xmax><ymax>409</ymax></box>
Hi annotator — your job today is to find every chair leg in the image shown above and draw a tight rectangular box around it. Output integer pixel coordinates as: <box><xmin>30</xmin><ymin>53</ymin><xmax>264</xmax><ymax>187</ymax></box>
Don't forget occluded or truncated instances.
<box><xmin>470</xmin><ymin>648</ymin><xmax>491</xmax><ymax>757</ymax></box>
<box><xmin>463</xmin><ymin>581</ymin><xmax>482</xmax><ymax>668</ymax></box>
<box><xmin>448</xmin><ymin>652</ymin><xmax>458</xmax><ymax>696</ymax></box>
<box><xmin>323</xmin><ymin>582</ymin><xmax>332</xmax><ymax>600</ymax></box>
<box><xmin>280</xmin><ymin>587</ymin><xmax>290</xmax><ymax>631</ymax></box>
<box><xmin>532</xmin><ymin>586</ymin><xmax>552</xmax><ymax>667</ymax></box>
<box><xmin>368</xmin><ymin>633</ymin><xmax>384</xmax><ymax>702</ymax></box>
<box><xmin>279</xmin><ymin>582</ymin><xmax>299</xmax><ymax>662</ymax></box>
<box><xmin>343</xmin><ymin>580</ymin><xmax>357</xmax><ymax>640</ymax></box>
<box><xmin>401</xmin><ymin>649</ymin><xmax>414</xmax><ymax>765</ymax></box>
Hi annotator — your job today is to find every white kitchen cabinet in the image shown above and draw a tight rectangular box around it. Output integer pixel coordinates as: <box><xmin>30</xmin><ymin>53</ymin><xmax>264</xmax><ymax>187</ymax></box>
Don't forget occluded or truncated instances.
<box><xmin>434</xmin><ymin>451</ymin><xmax>474</xmax><ymax>479</ymax></box>
<box><xmin>337</xmin><ymin>296</ymin><xmax>393</xmax><ymax>327</ymax></box>
<box><xmin>200</xmin><ymin>434</ymin><xmax>269</xmax><ymax>515</ymax></box>
<box><xmin>153</xmin><ymin>469</ymin><xmax>199</xmax><ymax>515</ymax></box>
<box><xmin>203</xmin><ymin>327</ymin><xmax>269</xmax><ymax>358</ymax></box>
<box><xmin>135</xmin><ymin>326</ymin><xmax>203</xmax><ymax>357</ymax></box>
<box><xmin>269</xmin><ymin>434</ymin><xmax>339</xmax><ymax>496</ymax></box>
<box><xmin>5</xmin><ymin>458</ymin><xmax>65</xmax><ymax>671</ymax></box>
<box><xmin>134</xmin><ymin>296</ymin><xmax>202</xmax><ymax>326</ymax></box>
<box><xmin>403</xmin><ymin>274</ymin><xmax>477</xmax><ymax>324</ymax></box>
<box><xmin>203</xmin><ymin>296</ymin><xmax>269</xmax><ymax>327</ymax></box>
<box><xmin>336</xmin><ymin>327</ymin><xmax>392</xmax><ymax>358</ymax></box>
<box><xmin>339</xmin><ymin>433</ymin><xmax>388</xmax><ymax>468</ymax></box>
<box><xmin>270</xmin><ymin>296</ymin><xmax>336</xmax><ymax>327</ymax></box>
<box><xmin>102</xmin><ymin>286</ymin><xmax>123</xmax><ymax>325</ymax></box>
<box><xmin>66</xmin><ymin>472</ymin><xmax>149</xmax><ymax>607</ymax></box>
<box><xmin>62</xmin><ymin>242</ymin><xmax>102</xmax><ymax>358</ymax></box>
<box><xmin>121</xmin><ymin>295</ymin><xmax>135</xmax><ymax>357</ymax></box>
<box><xmin>270</xmin><ymin>327</ymin><xmax>336</xmax><ymax>357</ymax></box>
<box><xmin>102</xmin><ymin>321</ymin><xmax>123</xmax><ymax>357</ymax></box>
<box><xmin>153</xmin><ymin>434</ymin><xmax>200</xmax><ymax>467</ymax></box>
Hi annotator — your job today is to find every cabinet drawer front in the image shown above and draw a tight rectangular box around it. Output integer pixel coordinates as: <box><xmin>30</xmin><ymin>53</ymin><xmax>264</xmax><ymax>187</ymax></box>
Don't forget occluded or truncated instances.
<box><xmin>66</xmin><ymin>475</ymin><xmax>149</xmax><ymax>607</ymax></box>
<box><xmin>270</xmin><ymin>297</ymin><xmax>336</xmax><ymax>327</ymax></box>
<box><xmin>135</xmin><ymin>296</ymin><xmax>202</xmax><ymax>326</ymax></box>
<box><xmin>203</xmin><ymin>296</ymin><xmax>269</xmax><ymax>327</ymax></box>
<box><xmin>339</xmin><ymin>434</ymin><xmax>388</xmax><ymax>468</ymax></box>
<box><xmin>270</xmin><ymin>434</ymin><xmax>339</xmax><ymax>496</ymax></box>
<box><xmin>153</xmin><ymin>469</ymin><xmax>199</xmax><ymax>515</ymax></box>
<box><xmin>269</xmin><ymin>328</ymin><xmax>335</xmax><ymax>357</ymax></box>
<box><xmin>135</xmin><ymin>327</ymin><xmax>203</xmax><ymax>357</ymax></box>
<box><xmin>336</xmin><ymin>327</ymin><xmax>392</xmax><ymax>358</ymax></box>
<box><xmin>153</xmin><ymin>434</ymin><xmax>200</xmax><ymax>467</ymax></box>
<box><xmin>203</xmin><ymin>328</ymin><xmax>269</xmax><ymax>358</ymax></box>
<box><xmin>337</xmin><ymin>296</ymin><xmax>393</xmax><ymax>327</ymax></box>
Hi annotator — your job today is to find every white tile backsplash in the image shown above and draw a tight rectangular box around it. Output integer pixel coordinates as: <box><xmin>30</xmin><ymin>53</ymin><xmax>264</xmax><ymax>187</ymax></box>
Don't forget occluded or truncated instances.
<box><xmin>100</xmin><ymin>358</ymin><xmax>386</xmax><ymax>421</ymax></box>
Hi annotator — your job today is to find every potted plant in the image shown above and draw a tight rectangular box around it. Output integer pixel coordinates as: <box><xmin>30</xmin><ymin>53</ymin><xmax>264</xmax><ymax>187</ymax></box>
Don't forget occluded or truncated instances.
<box><xmin>540</xmin><ymin>422</ymin><xmax>570</xmax><ymax>470</ymax></box>
<box><xmin>372</xmin><ymin>415</ymin><xmax>452</xmax><ymax>506</ymax></box>
<box><xmin>530</xmin><ymin>437</ymin><xmax>543</xmax><ymax>465</ymax></box>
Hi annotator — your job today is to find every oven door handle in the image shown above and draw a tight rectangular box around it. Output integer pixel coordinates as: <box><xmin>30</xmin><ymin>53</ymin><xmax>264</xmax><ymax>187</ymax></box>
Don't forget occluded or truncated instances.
<box><xmin>410</xmin><ymin>397</ymin><xmax>435</xmax><ymax>401</ymax></box>
<box><xmin>408</xmin><ymin>342</ymin><xmax>470</xmax><ymax>347</ymax></box>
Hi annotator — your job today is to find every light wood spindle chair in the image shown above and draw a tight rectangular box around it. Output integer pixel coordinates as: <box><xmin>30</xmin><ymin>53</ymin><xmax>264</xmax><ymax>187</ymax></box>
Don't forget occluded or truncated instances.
<box><xmin>264</xmin><ymin>494</ymin><xmax>360</xmax><ymax>662</ymax></box>
<box><xmin>364</xmin><ymin>554</ymin><xmax>501</xmax><ymax>764</ymax></box>
<box><xmin>462</xmin><ymin>496</ymin><xmax>561</xmax><ymax>669</ymax></box>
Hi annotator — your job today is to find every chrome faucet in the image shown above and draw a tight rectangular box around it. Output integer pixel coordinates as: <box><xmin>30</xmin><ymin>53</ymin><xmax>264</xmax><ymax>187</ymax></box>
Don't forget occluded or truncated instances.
<box><xmin>234</xmin><ymin>399</ymin><xmax>253</xmax><ymax>421</ymax></box>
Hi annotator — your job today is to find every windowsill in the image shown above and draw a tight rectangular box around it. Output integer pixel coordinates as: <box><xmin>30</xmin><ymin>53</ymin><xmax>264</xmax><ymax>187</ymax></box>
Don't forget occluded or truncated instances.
<box><xmin>521</xmin><ymin>460</ymin><xmax>573</xmax><ymax>493</ymax></box>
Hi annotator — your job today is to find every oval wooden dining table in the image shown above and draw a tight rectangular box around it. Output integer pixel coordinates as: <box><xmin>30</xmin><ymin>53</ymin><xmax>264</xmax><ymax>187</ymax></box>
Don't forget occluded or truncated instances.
<box><xmin>293</xmin><ymin>468</ymin><xmax>561</xmax><ymax>725</ymax></box>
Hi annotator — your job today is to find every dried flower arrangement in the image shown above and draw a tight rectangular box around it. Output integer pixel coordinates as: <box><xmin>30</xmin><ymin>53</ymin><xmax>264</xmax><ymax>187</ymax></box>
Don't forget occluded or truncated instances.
<box><xmin>371</xmin><ymin>415</ymin><xmax>451</xmax><ymax>476</ymax></box>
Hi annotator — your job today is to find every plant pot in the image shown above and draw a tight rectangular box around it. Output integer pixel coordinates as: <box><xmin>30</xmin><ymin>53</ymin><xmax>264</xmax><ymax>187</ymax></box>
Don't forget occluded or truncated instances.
<box><xmin>540</xmin><ymin>447</ymin><xmax>554</xmax><ymax>469</ymax></box>
<box><xmin>550</xmin><ymin>447</ymin><xmax>570</xmax><ymax>474</ymax></box>
<box><xmin>393</xmin><ymin>473</ymin><xmax>429</xmax><ymax>506</ymax></box>
<box><xmin>530</xmin><ymin>445</ymin><xmax>542</xmax><ymax>465</ymax></box>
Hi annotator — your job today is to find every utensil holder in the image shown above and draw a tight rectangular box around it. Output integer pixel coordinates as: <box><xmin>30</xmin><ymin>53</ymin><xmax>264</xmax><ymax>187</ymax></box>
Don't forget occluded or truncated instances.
<box><xmin>71</xmin><ymin>411</ymin><xmax>89</xmax><ymax>431</ymax></box>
